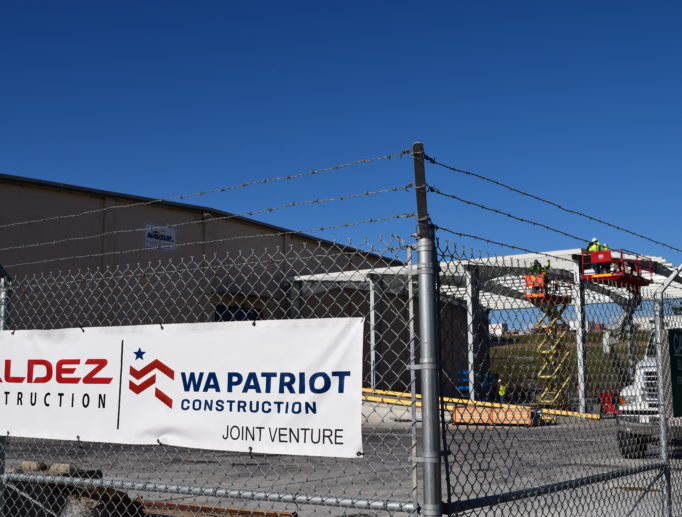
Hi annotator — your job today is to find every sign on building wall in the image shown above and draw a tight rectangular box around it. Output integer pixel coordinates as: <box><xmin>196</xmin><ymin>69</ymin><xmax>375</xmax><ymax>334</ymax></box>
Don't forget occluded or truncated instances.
<box><xmin>0</xmin><ymin>318</ymin><xmax>363</xmax><ymax>458</ymax></box>
<box><xmin>144</xmin><ymin>223</ymin><xmax>176</xmax><ymax>251</ymax></box>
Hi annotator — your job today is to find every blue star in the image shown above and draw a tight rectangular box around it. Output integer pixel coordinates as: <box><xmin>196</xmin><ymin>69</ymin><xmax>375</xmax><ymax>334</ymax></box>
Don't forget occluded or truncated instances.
<box><xmin>133</xmin><ymin>348</ymin><xmax>146</xmax><ymax>360</ymax></box>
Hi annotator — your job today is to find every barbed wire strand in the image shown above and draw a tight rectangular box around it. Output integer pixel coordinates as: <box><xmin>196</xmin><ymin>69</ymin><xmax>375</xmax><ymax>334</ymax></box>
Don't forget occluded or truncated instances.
<box><xmin>425</xmin><ymin>156</ymin><xmax>682</xmax><ymax>255</ymax></box>
<box><xmin>430</xmin><ymin>186</ymin><xmax>650</xmax><ymax>259</ymax></box>
<box><xmin>0</xmin><ymin>150</ymin><xmax>410</xmax><ymax>231</ymax></box>
<box><xmin>7</xmin><ymin>213</ymin><xmax>415</xmax><ymax>269</ymax></box>
<box><xmin>435</xmin><ymin>226</ymin><xmax>575</xmax><ymax>265</ymax></box>
<box><xmin>12</xmin><ymin>244</ymin><xmax>412</xmax><ymax>289</ymax></box>
<box><xmin>0</xmin><ymin>184</ymin><xmax>412</xmax><ymax>254</ymax></box>
<box><xmin>429</xmin><ymin>186</ymin><xmax>588</xmax><ymax>244</ymax></box>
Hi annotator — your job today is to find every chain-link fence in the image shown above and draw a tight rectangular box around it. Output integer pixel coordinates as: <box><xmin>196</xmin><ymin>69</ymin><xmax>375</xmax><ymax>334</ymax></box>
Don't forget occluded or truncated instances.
<box><xmin>0</xmin><ymin>238</ymin><xmax>424</xmax><ymax>517</ymax></box>
<box><xmin>5</xmin><ymin>235</ymin><xmax>681</xmax><ymax>517</ymax></box>
<box><xmin>435</xmin><ymin>237</ymin><xmax>682</xmax><ymax>517</ymax></box>
<box><xmin>1</xmin><ymin>144</ymin><xmax>682</xmax><ymax>516</ymax></box>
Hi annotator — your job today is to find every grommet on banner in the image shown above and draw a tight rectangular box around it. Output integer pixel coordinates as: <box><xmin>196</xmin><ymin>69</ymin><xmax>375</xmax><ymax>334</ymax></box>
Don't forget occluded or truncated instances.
<box><xmin>356</xmin><ymin>451</ymin><xmax>364</xmax><ymax>457</ymax></box>
<box><xmin>252</xmin><ymin>320</ymin><xmax>256</xmax><ymax>327</ymax></box>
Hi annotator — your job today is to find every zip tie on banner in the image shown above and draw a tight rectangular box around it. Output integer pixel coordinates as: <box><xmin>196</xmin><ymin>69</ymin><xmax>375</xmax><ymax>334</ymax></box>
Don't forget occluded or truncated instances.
<box><xmin>79</xmin><ymin>326</ymin><xmax>85</xmax><ymax>333</ymax></box>
<box><xmin>159</xmin><ymin>323</ymin><xmax>164</xmax><ymax>330</ymax></box>
<box><xmin>249</xmin><ymin>446</ymin><xmax>254</xmax><ymax>459</ymax></box>
<box><xmin>11</xmin><ymin>329</ymin><xmax>15</xmax><ymax>335</ymax></box>
<box><xmin>77</xmin><ymin>435</ymin><xmax>83</xmax><ymax>449</ymax></box>
<box><xmin>157</xmin><ymin>439</ymin><xmax>164</xmax><ymax>446</ymax></box>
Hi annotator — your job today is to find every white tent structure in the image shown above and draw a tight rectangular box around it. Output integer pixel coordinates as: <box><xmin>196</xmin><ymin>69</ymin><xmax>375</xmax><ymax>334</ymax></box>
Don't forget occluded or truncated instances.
<box><xmin>292</xmin><ymin>247</ymin><xmax>682</xmax><ymax>413</ymax></box>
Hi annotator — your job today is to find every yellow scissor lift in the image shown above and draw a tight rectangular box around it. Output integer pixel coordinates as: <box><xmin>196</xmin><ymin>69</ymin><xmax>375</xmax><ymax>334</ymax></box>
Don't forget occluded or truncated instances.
<box><xmin>524</xmin><ymin>272</ymin><xmax>572</xmax><ymax>412</ymax></box>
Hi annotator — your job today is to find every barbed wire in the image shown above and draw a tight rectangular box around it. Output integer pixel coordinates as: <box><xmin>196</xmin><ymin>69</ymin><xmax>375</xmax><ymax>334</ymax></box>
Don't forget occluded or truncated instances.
<box><xmin>6</xmin><ymin>213</ymin><xmax>415</xmax><ymax>269</ymax></box>
<box><xmin>429</xmin><ymin>186</ymin><xmax>588</xmax><ymax>244</ymax></box>
<box><xmin>0</xmin><ymin>184</ymin><xmax>412</xmax><ymax>254</ymax></box>
<box><xmin>425</xmin><ymin>155</ymin><xmax>682</xmax><ymax>255</ymax></box>
<box><xmin>435</xmin><ymin>226</ymin><xmax>575</xmax><ymax>265</ymax></box>
<box><xmin>0</xmin><ymin>150</ymin><xmax>410</xmax><ymax>231</ymax></box>
<box><xmin>11</xmin><ymin>243</ymin><xmax>412</xmax><ymax>289</ymax></box>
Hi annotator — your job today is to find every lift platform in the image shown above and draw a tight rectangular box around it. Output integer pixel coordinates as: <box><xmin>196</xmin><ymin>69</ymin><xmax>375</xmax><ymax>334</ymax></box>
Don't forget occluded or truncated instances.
<box><xmin>524</xmin><ymin>273</ymin><xmax>571</xmax><ymax>305</ymax></box>
<box><xmin>523</xmin><ymin>272</ymin><xmax>572</xmax><ymax>409</ymax></box>
<box><xmin>581</xmin><ymin>249</ymin><xmax>652</xmax><ymax>288</ymax></box>
<box><xmin>582</xmin><ymin>249</ymin><xmax>651</xmax><ymax>384</ymax></box>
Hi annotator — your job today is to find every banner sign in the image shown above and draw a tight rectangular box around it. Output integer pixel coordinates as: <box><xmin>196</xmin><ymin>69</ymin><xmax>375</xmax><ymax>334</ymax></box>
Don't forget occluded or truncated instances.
<box><xmin>0</xmin><ymin>318</ymin><xmax>363</xmax><ymax>458</ymax></box>
<box><xmin>144</xmin><ymin>223</ymin><xmax>176</xmax><ymax>251</ymax></box>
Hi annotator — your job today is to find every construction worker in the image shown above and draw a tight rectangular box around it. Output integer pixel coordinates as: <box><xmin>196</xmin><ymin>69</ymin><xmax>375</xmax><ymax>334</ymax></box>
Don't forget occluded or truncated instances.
<box><xmin>601</xmin><ymin>243</ymin><xmax>618</xmax><ymax>272</ymax></box>
<box><xmin>498</xmin><ymin>379</ymin><xmax>507</xmax><ymax>404</ymax></box>
<box><xmin>587</xmin><ymin>238</ymin><xmax>601</xmax><ymax>272</ymax></box>
<box><xmin>529</xmin><ymin>260</ymin><xmax>544</xmax><ymax>274</ymax></box>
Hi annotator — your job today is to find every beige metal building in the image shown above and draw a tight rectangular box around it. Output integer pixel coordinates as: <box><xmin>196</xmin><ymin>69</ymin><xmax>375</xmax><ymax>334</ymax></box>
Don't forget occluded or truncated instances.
<box><xmin>0</xmin><ymin>173</ymin><xmax>421</xmax><ymax>392</ymax></box>
<box><xmin>0</xmin><ymin>172</ymin><xmax>387</xmax><ymax>278</ymax></box>
<box><xmin>0</xmin><ymin>172</ymin><xmax>407</xmax><ymax>322</ymax></box>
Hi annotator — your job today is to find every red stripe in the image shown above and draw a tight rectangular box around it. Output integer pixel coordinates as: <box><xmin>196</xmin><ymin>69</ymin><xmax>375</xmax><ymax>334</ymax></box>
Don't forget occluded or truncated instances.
<box><xmin>155</xmin><ymin>388</ymin><xmax>173</xmax><ymax>409</ymax></box>
<box><xmin>128</xmin><ymin>375</ymin><xmax>156</xmax><ymax>394</ymax></box>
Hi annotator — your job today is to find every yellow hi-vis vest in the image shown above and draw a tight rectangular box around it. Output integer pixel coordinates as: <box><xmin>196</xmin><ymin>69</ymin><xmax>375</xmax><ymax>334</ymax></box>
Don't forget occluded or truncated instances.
<box><xmin>499</xmin><ymin>384</ymin><xmax>507</xmax><ymax>396</ymax></box>
<box><xmin>588</xmin><ymin>242</ymin><xmax>600</xmax><ymax>252</ymax></box>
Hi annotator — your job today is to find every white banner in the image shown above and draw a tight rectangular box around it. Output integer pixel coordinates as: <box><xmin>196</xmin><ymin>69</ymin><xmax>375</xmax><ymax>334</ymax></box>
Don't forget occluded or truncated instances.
<box><xmin>0</xmin><ymin>318</ymin><xmax>363</xmax><ymax>458</ymax></box>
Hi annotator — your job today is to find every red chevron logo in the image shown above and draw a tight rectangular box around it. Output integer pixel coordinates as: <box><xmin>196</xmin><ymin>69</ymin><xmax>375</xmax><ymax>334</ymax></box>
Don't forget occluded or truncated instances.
<box><xmin>130</xmin><ymin>360</ymin><xmax>174</xmax><ymax>381</ymax></box>
<box><xmin>129</xmin><ymin>358</ymin><xmax>175</xmax><ymax>409</ymax></box>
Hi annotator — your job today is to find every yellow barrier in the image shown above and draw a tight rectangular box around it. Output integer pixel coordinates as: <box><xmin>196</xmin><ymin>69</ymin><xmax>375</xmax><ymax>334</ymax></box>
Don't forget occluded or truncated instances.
<box><xmin>362</xmin><ymin>387</ymin><xmax>601</xmax><ymax>420</ymax></box>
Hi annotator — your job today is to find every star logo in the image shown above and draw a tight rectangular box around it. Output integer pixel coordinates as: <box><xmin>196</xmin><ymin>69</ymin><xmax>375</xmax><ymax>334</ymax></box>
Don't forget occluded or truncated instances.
<box><xmin>134</xmin><ymin>348</ymin><xmax>146</xmax><ymax>360</ymax></box>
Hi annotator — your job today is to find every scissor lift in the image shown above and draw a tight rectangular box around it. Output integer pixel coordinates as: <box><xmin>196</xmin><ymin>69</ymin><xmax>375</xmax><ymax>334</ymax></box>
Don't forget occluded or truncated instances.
<box><xmin>581</xmin><ymin>249</ymin><xmax>652</xmax><ymax>291</ymax></box>
<box><xmin>582</xmin><ymin>249</ymin><xmax>653</xmax><ymax>381</ymax></box>
<box><xmin>524</xmin><ymin>272</ymin><xmax>572</xmax><ymax>408</ymax></box>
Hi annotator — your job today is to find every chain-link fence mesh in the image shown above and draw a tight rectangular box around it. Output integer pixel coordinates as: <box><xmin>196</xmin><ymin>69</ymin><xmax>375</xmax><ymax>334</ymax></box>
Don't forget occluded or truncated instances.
<box><xmin>0</xmin><ymin>238</ymin><xmax>424</xmax><ymax>517</ymax></box>
<box><xmin>436</xmin><ymin>236</ymin><xmax>681</xmax><ymax>517</ymax></box>
<box><xmin>3</xmin><ymin>149</ymin><xmax>682</xmax><ymax>517</ymax></box>
<box><xmin>4</xmin><ymin>234</ymin><xmax>682</xmax><ymax>517</ymax></box>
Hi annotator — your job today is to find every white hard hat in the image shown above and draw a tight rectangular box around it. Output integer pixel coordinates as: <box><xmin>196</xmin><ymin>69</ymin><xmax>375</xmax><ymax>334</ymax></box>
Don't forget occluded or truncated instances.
<box><xmin>591</xmin><ymin>238</ymin><xmax>597</xmax><ymax>242</ymax></box>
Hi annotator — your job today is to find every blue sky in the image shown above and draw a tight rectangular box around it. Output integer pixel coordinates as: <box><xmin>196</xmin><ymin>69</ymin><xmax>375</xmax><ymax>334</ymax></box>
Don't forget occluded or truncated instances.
<box><xmin>2</xmin><ymin>2</ymin><xmax>681</xmax><ymax>263</ymax></box>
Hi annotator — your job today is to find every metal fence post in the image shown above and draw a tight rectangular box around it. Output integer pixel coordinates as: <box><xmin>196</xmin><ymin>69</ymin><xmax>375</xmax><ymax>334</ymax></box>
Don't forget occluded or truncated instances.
<box><xmin>0</xmin><ymin>275</ymin><xmax>9</xmax><ymax>331</ymax></box>
<box><xmin>654</xmin><ymin>294</ymin><xmax>671</xmax><ymax>517</ymax></box>
<box><xmin>464</xmin><ymin>266</ymin><xmax>480</xmax><ymax>401</ymax></box>
<box><xmin>572</xmin><ymin>263</ymin><xmax>587</xmax><ymax>413</ymax></box>
<box><xmin>407</xmin><ymin>246</ymin><xmax>420</xmax><ymax>512</ymax></box>
<box><xmin>653</xmin><ymin>264</ymin><xmax>682</xmax><ymax>517</ymax></box>
<box><xmin>412</xmin><ymin>142</ymin><xmax>443</xmax><ymax>517</ymax></box>
<box><xmin>0</xmin><ymin>273</ymin><xmax>9</xmax><ymax>517</ymax></box>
